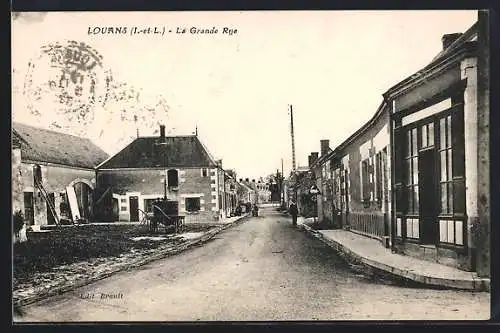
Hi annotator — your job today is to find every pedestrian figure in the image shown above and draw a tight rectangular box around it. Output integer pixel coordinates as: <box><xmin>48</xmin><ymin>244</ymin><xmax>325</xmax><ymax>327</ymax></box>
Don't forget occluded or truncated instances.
<box><xmin>289</xmin><ymin>200</ymin><xmax>298</xmax><ymax>226</ymax></box>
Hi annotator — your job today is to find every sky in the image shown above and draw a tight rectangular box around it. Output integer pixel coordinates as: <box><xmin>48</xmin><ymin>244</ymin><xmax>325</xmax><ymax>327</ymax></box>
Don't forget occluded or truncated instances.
<box><xmin>11</xmin><ymin>10</ymin><xmax>478</xmax><ymax>180</ymax></box>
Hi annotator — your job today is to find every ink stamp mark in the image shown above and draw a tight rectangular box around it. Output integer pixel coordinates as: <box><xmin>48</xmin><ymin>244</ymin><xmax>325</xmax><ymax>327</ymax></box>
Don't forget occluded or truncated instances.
<box><xmin>23</xmin><ymin>41</ymin><xmax>113</xmax><ymax>126</ymax></box>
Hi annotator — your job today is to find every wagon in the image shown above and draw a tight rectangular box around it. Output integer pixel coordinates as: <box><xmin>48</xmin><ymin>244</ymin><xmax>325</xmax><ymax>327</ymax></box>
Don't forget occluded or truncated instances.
<box><xmin>139</xmin><ymin>200</ymin><xmax>185</xmax><ymax>234</ymax></box>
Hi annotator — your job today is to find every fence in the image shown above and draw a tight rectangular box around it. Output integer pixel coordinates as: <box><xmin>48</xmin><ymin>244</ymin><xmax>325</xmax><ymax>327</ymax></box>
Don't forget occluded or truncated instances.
<box><xmin>348</xmin><ymin>212</ymin><xmax>387</xmax><ymax>239</ymax></box>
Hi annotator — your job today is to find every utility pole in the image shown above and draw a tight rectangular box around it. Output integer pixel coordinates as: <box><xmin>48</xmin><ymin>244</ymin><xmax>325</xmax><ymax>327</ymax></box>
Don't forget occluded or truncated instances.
<box><xmin>281</xmin><ymin>158</ymin><xmax>284</xmax><ymax>207</ymax></box>
<box><xmin>289</xmin><ymin>104</ymin><xmax>297</xmax><ymax>203</ymax></box>
<box><xmin>290</xmin><ymin>104</ymin><xmax>296</xmax><ymax>172</ymax></box>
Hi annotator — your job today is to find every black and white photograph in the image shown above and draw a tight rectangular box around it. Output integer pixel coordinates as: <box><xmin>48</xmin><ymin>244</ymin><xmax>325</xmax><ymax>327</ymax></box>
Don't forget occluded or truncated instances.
<box><xmin>11</xmin><ymin>10</ymin><xmax>491</xmax><ymax>322</ymax></box>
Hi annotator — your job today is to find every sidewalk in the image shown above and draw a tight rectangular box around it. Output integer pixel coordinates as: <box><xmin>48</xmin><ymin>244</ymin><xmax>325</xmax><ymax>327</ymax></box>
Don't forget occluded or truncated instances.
<box><xmin>297</xmin><ymin>217</ymin><xmax>490</xmax><ymax>292</ymax></box>
<box><xmin>14</xmin><ymin>214</ymin><xmax>249</xmax><ymax>307</ymax></box>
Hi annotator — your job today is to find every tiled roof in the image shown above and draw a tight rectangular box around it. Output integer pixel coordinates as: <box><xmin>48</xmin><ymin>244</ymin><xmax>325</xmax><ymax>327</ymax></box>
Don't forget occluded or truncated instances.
<box><xmin>12</xmin><ymin>122</ymin><xmax>109</xmax><ymax>169</ymax></box>
<box><xmin>97</xmin><ymin>135</ymin><xmax>217</xmax><ymax>169</ymax></box>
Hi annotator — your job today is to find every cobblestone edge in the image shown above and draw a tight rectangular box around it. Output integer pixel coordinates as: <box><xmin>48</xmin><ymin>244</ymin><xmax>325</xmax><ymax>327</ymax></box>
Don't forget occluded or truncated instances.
<box><xmin>298</xmin><ymin>222</ymin><xmax>490</xmax><ymax>292</ymax></box>
<box><xmin>14</xmin><ymin>215</ymin><xmax>249</xmax><ymax>308</ymax></box>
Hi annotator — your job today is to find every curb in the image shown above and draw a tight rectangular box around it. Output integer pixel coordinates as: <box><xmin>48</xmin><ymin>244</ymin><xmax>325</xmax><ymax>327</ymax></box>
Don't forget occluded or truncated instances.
<box><xmin>14</xmin><ymin>215</ymin><xmax>249</xmax><ymax>308</ymax></box>
<box><xmin>298</xmin><ymin>223</ymin><xmax>490</xmax><ymax>292</ymax></box>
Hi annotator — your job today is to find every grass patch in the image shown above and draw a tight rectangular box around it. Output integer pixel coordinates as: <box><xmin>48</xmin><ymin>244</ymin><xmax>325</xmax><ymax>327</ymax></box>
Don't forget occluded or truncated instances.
<box><xmin>13</xmin><ymin>223</ymin><xmax>214</xmax><ymax>288</ymax></box>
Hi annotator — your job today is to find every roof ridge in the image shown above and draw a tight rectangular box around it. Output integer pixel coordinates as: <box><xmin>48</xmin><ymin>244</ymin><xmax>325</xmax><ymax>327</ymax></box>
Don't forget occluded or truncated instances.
<box><xmin>12</xmin><ymin>122</ymin><xmax>95</xmax><ymax>141</ymax></box>
<box><xmin>97</xmin><ymin>134</ymin><xmax>218</xmax><ymax>169</ymax></box>
<box><xmin>12</xmin><ymin>122</ymin><xmax>109</xmax><ymax>168</ymax></box>
<box><xmin>139</xmin><ymin>134</ymin><xmax>198</xmax><ymax>139</ymax></box>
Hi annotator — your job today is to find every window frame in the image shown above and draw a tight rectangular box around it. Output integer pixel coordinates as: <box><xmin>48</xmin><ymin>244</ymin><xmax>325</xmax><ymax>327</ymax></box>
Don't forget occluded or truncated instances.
<box><xmin>201</xmin><ymin>168</ymin><xmax>208</xmax><ymax>177</ymax></box>
<box><xmin>394</xmin><ymin>102</ymin><xmax>466</xmax><ymax>246</ymax></box>
<box><xmin>361</xmin><ymin>158</ymin><xmax>371</xmax><ymax>203</ymax></box>
<box><xmin>185</xmin><ymin>197</ymin><xmax>201</xmax><ymax>212</ymax></box>
<box><xmin>167</xmin><ymin>169</ymin><xmax>179</xmax><ymax>188</ymax></box>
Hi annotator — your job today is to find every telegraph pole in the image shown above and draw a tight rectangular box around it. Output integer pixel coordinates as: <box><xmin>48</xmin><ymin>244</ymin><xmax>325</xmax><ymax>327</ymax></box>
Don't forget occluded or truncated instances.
<box><xmin>290</xmin><ymin>105</ymin><xmax>296</xmax><ymax>171</ymax></box>
<box><xmin>289</xmin><ymin>104</ymin><xmax>297</xmax><ymax>203</ymax></box>
<box><xmin>281</xmin><ymin>158</ymin><xmax>284</xmax><ymax>207</ymax></box>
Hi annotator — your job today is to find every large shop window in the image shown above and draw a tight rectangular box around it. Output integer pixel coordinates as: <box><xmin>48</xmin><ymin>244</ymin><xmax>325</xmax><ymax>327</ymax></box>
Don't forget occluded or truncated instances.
<box><xmin>395</xmin><ymin>103</ymin><xmax>466</xmax><ymax>245</ymax></box>
<box><xmin>185</xmin><ymin>197</ymin><xmax>201</xmax><ymax>212</ymax></box>
<box><xmin>405</xmin><ymin>128</ymin><xmax>419</xmax><ymax>217</ymax></box>
<box><xmin>438</xmin><ymin>114</ymin><xmax>465</xmax><ymax>246</ymax></box>
<box><xmin>439</xmin><ymin>116</ymin><xmax>453</xmax><ymax>215</ymax></box>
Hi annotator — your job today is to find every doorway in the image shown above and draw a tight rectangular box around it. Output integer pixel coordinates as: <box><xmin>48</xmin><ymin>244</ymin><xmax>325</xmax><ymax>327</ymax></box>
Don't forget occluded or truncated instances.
<box><xmin>46</xmin><ymin>192</ymin><xmax>56</xmax><ymax>225</ymax></box>
<box><xmin>73</xmin><ymin>182</ymin><xmax>93</xmax><ymax>221</ymax></box>
<box><xmin>419</xmin><ymin>148</ymin><xmax>437</xmax><ymax>244</ymax></box>
<box><xmin>23</xmin><ymin>192</ymin><xmax>34</xmax><ymax>226</ymax></box>
<box><xmin>129</xmin><ymin>196</ymin><xmax>139</xmax><ymax>221</ymax></box>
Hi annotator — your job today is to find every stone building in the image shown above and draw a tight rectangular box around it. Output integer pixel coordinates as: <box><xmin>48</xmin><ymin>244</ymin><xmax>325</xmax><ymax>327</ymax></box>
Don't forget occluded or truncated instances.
<box><xmin>95</xmin><ymin>125</ymin><xmax>231</xmax><ymax>223</ymax></box>
<box><xmin>12</xmin><ymin>122</ymin><xmax>109</xmax><ymax>228</ymax></box>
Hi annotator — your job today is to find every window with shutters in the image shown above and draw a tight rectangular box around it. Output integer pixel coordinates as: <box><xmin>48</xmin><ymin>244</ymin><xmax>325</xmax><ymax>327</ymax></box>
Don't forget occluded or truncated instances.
<box><xmin>361</xmin><ymin>158</ymin><xmax>371</xmax><ymax>204</ymax></box>
<box><xmin>167</xmin><ymin>169</ymin><xmax>179</xmax><ymax>188</ymax></box>
<box><xmin>375</xmin><ymin>151</ymin><xmax>384</xmax><ymax>208</ymax></box>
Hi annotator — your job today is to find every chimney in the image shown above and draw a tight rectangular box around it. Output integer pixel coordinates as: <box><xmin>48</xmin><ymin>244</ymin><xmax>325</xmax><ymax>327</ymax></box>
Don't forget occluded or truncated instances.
<box><xmin>309</xmin><ymin>152</ymin><xmax>319</xmax><ymax>167</ymax></box>
<box><xmin>320</xmin><ymin>140</ymin><xmax>330</xmax><ymax>156</ymax></box>
<box><xmin>442</xmin><ymin>33</ymin><xmax>463</xmax><ymax>50</ymax></box>
<box><xmin>159</xmin><ymin>125</ymin><xmax>166</xmax><ymax>141</ymax></box>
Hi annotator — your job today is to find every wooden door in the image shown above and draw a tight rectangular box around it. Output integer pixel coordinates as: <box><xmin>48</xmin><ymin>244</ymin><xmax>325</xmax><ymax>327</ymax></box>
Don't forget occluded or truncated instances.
<box><xmin>419</xmin><ymin>149</ymin><xmax>438</xmax><ymax>244</ymax></box>
<box><xmin>129</xmin><ymin>196</ymin><xmax>139</xmax><ymax>221</ymax></box>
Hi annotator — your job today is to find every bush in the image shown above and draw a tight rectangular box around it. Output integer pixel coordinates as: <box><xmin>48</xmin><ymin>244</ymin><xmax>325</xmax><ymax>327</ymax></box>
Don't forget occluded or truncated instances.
<box><xmin>13</xmin><ymin>210</ymin><xmax>24</xmax><ymax>236</ymax></box>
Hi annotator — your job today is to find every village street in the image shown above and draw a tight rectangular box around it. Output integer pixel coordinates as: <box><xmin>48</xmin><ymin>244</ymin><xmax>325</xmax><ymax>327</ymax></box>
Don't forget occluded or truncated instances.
<box><xmin>16</xmin><ymin>206</ymin><xmax>488</xmax><ymax>322</ymax></box>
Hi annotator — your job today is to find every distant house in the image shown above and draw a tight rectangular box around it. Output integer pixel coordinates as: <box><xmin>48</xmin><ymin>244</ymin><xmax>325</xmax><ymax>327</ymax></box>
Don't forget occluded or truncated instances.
<box><xmin>255</xmin><ymin>180</ymin><xmax>271</xmax><ymax>203</ymax></box>
<box><xmin>11</xmin><ymin>122</ymin><xmax>109</xmax><ymax>228</ymax></box>
<box><xmin>289</xmin><ymin>163</ymin><xmax>317</xmax><ymax>217</ymax></box>
<box><xmin>95</xmin><ymin>125</ymin><xmax>230</xmax><ymax>223</ymax></box>
<box><xmin>238</xmin><ymin>178</ymin><xmax>257</xmax><ymax>205</ymax></box>
<box><xmin>223</xmin><ymin>172</ymin><xmax>239</xmax><ymax>217</ymax></box>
